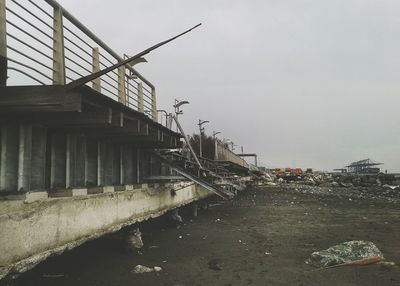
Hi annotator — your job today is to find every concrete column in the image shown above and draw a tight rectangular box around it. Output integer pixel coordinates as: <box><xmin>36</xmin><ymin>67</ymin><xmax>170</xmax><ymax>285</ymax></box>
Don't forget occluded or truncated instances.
<box><xmin>0</xmin><ymin>0</ymin><xmax>7</xmax><ymax>86</ymax></box>
<box><xmin>85</xmin><ymin>138</ymin><xmax>97</xmax><ymax>187</ymax></box>
<box><xmin>17</xmin><ymin>124</ymin><xmax>32</xmax><ymax>191</ymax></box>
<box><xmin>132</xmin><ymin>148</ymin><xmax>139</xmax><ymax>184</ymax></box>
<box><xmin>97</xmin><ymin>141</ymin><xmax>105</xmax><ymax>186</ymax></box>
<box><xmin>52</xmin><ymin>5</ymin><xmax>65</xmax><ymax>85</ymax></box>
<box><xmin>92</xmin><ymin>47</ymin><xmax>101</xmax><ymax>92</ymax></box>
<box><xmin>119</xmin><ymin>145</ymin><xmax>124</xmax><ymax>185</ymax></box>
<box><xmin>30</xmin><ymin>126</ymin><xmax>47</xmax><ymax>190</ymax></box>
<box><xmin>75</xmin><ymin>136</ymin><xmax>86</xmax><ymax>187</ymax></box>
<box><xmin>137</xmin><ymin>82</ymin><xmax>144</xmax><ymax>113</ymax></box>
<box><xmin>151</xmin><ymin>87</ymin><xmax>157</xmax><ymax>121</ymax></box>
<box><xmin>50</xmin><ymin>133</ymin><xmax>66</xmax><ymax>189</ymax></box>
<box><xmin>121</xmin><ymin>145</ymin><xmax>133</xmax><ymax>184</ymax></box>
<box><xmin>104</xmin><ymin>142</ymin><xmax>114</xmax><ymax>186</ymax></box>
<box><xmin>0</xmin><ymin>124</ymin><xmax>19</xmax><ymax>191</ymax></box>
<box><xmin>66</xmin><ymin>134</ymin><xmax>77</xmax><ymax>188</ymax></box>
<box><xmin>112</xmin><ymin>144</ymin><xmax>120</xmax><ymax>185</ymax></box>
<box><xmin>118</xmin><ymin>66</ymin><xmax>126</xmax><ymax>105</ymax></box>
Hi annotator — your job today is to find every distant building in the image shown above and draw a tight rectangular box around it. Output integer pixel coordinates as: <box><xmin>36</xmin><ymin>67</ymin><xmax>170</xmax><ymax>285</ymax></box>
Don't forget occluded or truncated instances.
<box><xmin>337</xmin><ymin>158</ymin><xmax>383</xmax><ymax>174</ymax></box>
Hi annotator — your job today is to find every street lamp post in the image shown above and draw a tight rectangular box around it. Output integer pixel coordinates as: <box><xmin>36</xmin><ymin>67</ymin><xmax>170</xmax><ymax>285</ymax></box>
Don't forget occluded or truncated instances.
<box><xmin>212</xmin><ymin>131</ymin><xmax>221</xmax><ymax>139</ymax></box>
<box><xmin>198</xmin><ymin>119</ymin><xmax>209</xmax><ymax>157</ymax></box>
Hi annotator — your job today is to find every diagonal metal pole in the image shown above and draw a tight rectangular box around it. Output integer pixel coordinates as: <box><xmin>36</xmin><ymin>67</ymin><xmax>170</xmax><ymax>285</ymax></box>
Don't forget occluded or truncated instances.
<box><xmin>66</xmin><ymin>23</ymin><xmax>202</xmax><ymax>90</ymax></box>
<box><xmin>172</xmin><ymin>115</ymin><xmax>203</xmax><ymax>169</ymax></box>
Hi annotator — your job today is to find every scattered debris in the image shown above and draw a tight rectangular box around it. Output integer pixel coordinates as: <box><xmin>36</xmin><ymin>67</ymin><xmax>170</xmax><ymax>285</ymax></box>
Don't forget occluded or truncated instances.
<box><xmin>131</xmin><ymin>265</ymin><xmax>162</xmax><ymax>274</ymax></box>
<box><xmin>208</xmin><ymin>259</ymin><xmax>222</xmax><ymax>271</ymax></box>
<box><xmin>306</xmin><ymin>241</ymin><xmax>384</xmax><ymax>268</ymax></box>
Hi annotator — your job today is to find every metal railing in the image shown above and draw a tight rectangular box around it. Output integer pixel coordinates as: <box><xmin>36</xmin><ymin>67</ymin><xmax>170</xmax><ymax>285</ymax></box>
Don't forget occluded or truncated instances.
<box><xmin>1</xmin><ymin>0</ymin><xmax>157</xmax><ymax>121</ymax></box>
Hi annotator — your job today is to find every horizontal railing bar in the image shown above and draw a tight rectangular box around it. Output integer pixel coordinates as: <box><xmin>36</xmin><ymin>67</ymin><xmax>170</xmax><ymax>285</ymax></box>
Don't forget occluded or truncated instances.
<box><xmin>6</xmin><ymin>32</ymin><xmax>53</xmax><ymax>61</ymax></box>
<box><xmin>100</xmin><ymin>78</ymin><xmax>119</xmax><ymax>91</ymax></box>
<box><xmin>11</xmin><ymin>0</ymin><xmax>55</xmax><ymax>32</ymax></box>
<box><xmin>6</xmin><ymin>20</ymin><xmax>54</xmax><ymax>51</ymax></box>
<box><xmin>64</xmin><ymin>36</ymin><xmax>94</xmax><ymax>59</ymax></box>
<box><xmin>65</xmin><ymin>55</ymin><xmax>92</xmax><ymax>74</ymax></box>
<box><xmin>28</xmin><ymin>0</ymin><xmax>54</xmax><ymax>20</ymax></box>
<box><xmin>142</xmin><ymin>85</ymin><xmax>152</xmax><ymax>94</ymax></box>
<box><xmin>99</xmin><ymin>84</ymin><xmax>118</xmax><ymax>98</ymax></box>
<box><xmin>126</xmin><ymin>93</ymin><xmax>139</xmax><ymax>102</ymax></box>
<box><xmin>65</xmin><ymin>65</ymin><xmax>84</xmax><ymax>78</ymax></box>
<box><xmin>8</xmin><ymin>67</ymin><xmax>46</xmax><ymax>84</ymax></box>
<box><xmin>127</xmin><ymin>81</ymin><xmax>139</xmax><ymax>91</ymax></box>
<box><xmin>44</xmin><ymin>0</ymin><xmax>155</xmax><ymax>89</ymax></box>
<box><xmin>103</xmin><ymin>72</ymin><xmax>119</xmax><ymax>85</ymax></box>
<box><xmin>7</xmin><ymin>45</ymin><xmax>54</xmax><ymax>72</ymax></box>
<box><xmin>8</xmin><ymin>58</ymin><xmax>53</xmax><ymax>81</ymax></box>
<box><xmin>6</xmin><ymin>7</ymin><xmax>53</xmax><ymax>40</ymax></box>
<box><xmin>99</xmin><ymin>52</ymin><xmax>115</xmax><ymax>66</ymax></box>
<box><xmin>63</xmin><ymin>24</ymin><xmax>93</xmax><ymax>50</ymax></box>
<box><xmin>64</xmin><ymin>45</ymin><xmax>93</xmax><ymax>67</ymax></box>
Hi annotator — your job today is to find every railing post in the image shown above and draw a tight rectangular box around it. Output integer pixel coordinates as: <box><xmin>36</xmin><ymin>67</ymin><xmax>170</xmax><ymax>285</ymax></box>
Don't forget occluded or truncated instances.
<box><xmin>92</xmin><ymin>47</ymin><xmax>101</xmax><ymax>92</ymax></box>
<box><xmin>0</xmin><ymin>0</ymin><xmax>7</xmax><ymax>87</ymax></box>
<box><xmin>118</xmin><ymin>65</ymin><xmax>126</xmax><ymax>105</ymax></box>
<box><xmin>137</xmin><ymin>82</ymin><xmax>144</xmax><ymax>113</ymax></box>
<box><xmin>52</xmin><ymin>5</ymin><xmax>65</xmax><ymax>85</ymax></box>
<box><xmin>151</xmin><ymin>87</ymin><xmax>157</xmax><ymax>122</ymax></box>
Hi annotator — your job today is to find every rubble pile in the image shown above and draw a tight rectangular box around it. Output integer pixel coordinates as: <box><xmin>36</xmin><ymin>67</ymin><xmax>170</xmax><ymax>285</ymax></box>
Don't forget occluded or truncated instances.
<box><xmin>249</xmin><ymin>171</ymin><xmax>400</xmax><ymax>203</ymax></box>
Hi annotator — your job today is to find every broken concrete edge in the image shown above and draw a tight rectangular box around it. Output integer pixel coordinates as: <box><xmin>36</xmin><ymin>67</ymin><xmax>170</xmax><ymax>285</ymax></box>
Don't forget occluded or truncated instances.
<box><xmin>0</xmin><ymin>185</ymin><xmax>213</xmax><ymax>281</ymax></box>
<box><xmin>0</xmin><ymin>184</ymin><xmax>172</xmax><ymax>203</ymax></box>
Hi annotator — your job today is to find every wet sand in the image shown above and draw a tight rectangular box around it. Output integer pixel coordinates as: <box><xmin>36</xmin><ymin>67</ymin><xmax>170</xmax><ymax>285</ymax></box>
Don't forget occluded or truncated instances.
<box><xmin>14</xmin><ymin>186</ymin><xmax>400</xmax><ymax>286</ymax></box>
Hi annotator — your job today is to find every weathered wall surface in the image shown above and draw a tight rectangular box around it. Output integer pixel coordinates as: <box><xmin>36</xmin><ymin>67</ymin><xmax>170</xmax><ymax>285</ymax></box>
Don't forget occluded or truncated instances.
<box><xmin>0</xmin><ymin>183</ymin><xmax>210</xmax><ymax>279</ymax></box>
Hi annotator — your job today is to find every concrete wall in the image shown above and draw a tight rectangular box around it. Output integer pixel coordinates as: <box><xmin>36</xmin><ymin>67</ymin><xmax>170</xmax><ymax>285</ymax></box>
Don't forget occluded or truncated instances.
<box><xmin>0</xmin><ymin>183</ymin><xmax>211</xmax><ymax>279</ymax></box>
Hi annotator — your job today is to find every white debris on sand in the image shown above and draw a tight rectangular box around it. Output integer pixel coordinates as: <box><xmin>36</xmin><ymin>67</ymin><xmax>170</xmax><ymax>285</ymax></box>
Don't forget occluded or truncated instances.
<box><xmin>131</xmin><ymin>265</ymin><xmax>162</xmax><ymax>274</ymax></box>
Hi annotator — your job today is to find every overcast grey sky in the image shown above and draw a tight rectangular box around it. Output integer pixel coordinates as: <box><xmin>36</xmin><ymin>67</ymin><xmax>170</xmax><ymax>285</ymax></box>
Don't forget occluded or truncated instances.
<box><xmin>59</xmin><ymin>0</ymin><xmax>400</xmax><ymax>172</ymax></box>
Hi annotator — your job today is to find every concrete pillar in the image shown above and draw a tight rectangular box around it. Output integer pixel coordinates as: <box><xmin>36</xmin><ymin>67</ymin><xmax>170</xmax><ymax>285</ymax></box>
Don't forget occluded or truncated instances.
<box><xmin>97</xmin><ymin>141</ymin><xmax>105</xmax><ymax>186</ymax></box>
<box><xmin>85</xmin><ymin>138</ymin><xmax>97</xmax><ymax>187</ymax></box>
<box><xmin>0</xmin><ymin>124</ymin><xmax>19</xmax><ymax>191</ymax></box>
<box><xmin>112</xmin><ymin>144</ymin><xmax>120</xmax><ymax>185</ymax></box>
<box><xmin>137</xmin><ymin>82</ymin><xmax>144</xmax><ymax>113</ymax></box>
<box><xmin>121</xmin><ymin>145</ymin><xmax>134</xmax><ymax>184</ymax></box>
<box><xmin>151</xmin><ymin>87</ymin><xmax>157</xmax><ymax>121</ymax></box>
<box><xmin>75</xmin><ymin>136</ymin><xmax>86</xmax><ymax>187</ymax></box>
<box><xmin>17</xmin><ymin>124</ymin><xmax>32</xmax><ymax>191</ymax></box>
<box><xmin>50</xmin><ymin>133</ymin><xmax>66</xmax><ymax>189</ymax></box>
<box><xmin>132</xmin><ymin>148</ymin><xmax>139</xmax><ymax>184</ymax></box>
<box><xmin>92</xmin><ymin>47</ymin><xmax>101</xmax><ymax>92</ymax></box>
<box><xmin>66</xmin><ymin>134</ymin><xmax>77</xmax><ymax>188</ymax></box>
<box><xmin>104</xmin><ymin>142</ymin><xmax>114</xmax><ymax>186</ymax></box>
<box><xmin>0</xmin><ymin>0</ymin><xmax>7</xmax><ymax>86</ymax></box>
<box><xmin>118</xmin><ymin>65</ymin><xmax>126</xmax><ymax>105</ymax></box>
<box><xmin>30</xmin><ymin>125</ymin><xmax>47</xmax><ymax>190</ymax></box>
<box><xmin>119</xmin><ymin>145</ymin><xmax>124</xmax><ymax>185</ymax></box>
<box><xmin>52</xmin><ymin>5</ymin><xmax>65</xmax><ymax>85</ymax></box>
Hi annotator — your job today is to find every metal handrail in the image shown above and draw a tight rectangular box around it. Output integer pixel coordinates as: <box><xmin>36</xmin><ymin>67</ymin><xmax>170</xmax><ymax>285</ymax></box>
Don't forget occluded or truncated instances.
<box><xmin>44</xmin><ymin>0</ymin><xmax>155</xmax><ymax>89</ymax></box>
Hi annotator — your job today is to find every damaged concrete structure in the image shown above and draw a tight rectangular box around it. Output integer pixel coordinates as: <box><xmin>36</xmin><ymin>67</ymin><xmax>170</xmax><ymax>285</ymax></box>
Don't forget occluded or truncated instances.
<box><xmin>0</xmin><ymin>0</ymin><xmax>254</xmax><ymax>280</ymax></box>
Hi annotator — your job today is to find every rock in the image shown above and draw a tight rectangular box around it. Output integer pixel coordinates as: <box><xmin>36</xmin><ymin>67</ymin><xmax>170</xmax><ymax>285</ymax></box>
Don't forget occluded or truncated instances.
<box><xmin>131</xmin><ymin>265</ymin><xmax>162</xmax><ymax>274</ymax></box>
<box><xmin>306</xmin><ymin>241</ymin><xmax>383</xmax><ymax>268</ymax></box>
<box><xmin>331</xmin><ymin>181</ymin><xmax>339</xmax><ymax>187</ymax></box>
<box><xmin>125</xmin><ymin>228</ymin><xmax>144</xmax><ymax>249</ymax></box>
